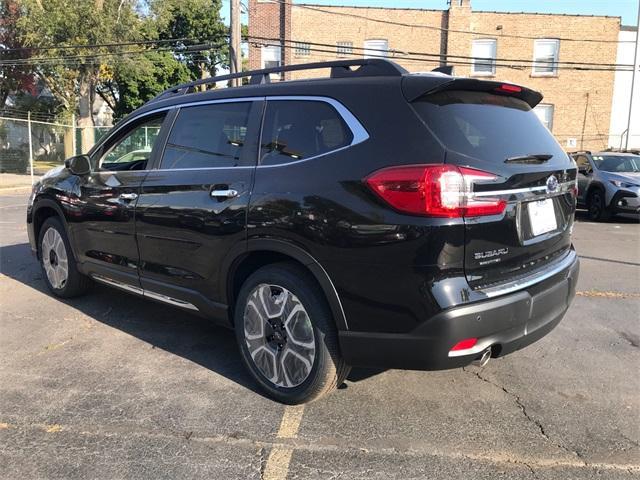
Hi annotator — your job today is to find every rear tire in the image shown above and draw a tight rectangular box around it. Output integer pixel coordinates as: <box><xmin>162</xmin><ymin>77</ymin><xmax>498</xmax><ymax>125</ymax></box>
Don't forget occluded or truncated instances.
<box><xmin>38</xmin><ymin>217</ymin><xmax>91</xmax><ymax>298</ymax></box>
<box><xmin>587</xmin><ymin>189</ymin><xmax>611</xmax><ymax>221</ymax></box>
<box><xmin>234</xmin><ymin>262</ymin><xmax>350</xmax><ymax>404</ymax></box>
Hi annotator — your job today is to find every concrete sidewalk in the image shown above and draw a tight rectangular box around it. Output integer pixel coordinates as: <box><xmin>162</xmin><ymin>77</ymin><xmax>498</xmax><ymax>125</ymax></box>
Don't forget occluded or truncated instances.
<box><xmin>0</xmin><ymin>173</ymin><xmax>41</xmax><ymax>193</ymax></box>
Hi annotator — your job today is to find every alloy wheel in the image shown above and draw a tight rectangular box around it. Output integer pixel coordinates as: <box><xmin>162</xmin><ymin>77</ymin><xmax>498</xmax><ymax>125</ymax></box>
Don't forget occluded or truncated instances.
<box><xmin>243</xmin><ymin>284</ymin><xmax>316</xmax><ymax>388</ymax></box>
<box><xmin>41</xmin><ymin>227</ymin><xmax>69</xmax><ymax>290</ymax></box>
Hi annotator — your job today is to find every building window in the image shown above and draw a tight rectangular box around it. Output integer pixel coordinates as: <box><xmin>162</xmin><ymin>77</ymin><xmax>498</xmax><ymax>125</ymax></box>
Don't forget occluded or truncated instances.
<box><xmin>294</xmin><ymin>42</ymin><xmax>310</xmax><ymax>57</ymax></box>
<box><xmin>261</xmin><ymin>45</ymin><xmax>281</xmax><ymax>70</ymax></box>
<box><xmin>336</xmin><ymin>41</ymin><xmax>353</xmax><ymax>58</ymax></box>
<box><xmin>533</xmin><ymin>39</ymin><xmax>559</xmax><ymax>76</ymax></box>
<box><xmin>534</xmin><ymin>104</ymin><xmax>554</xmax><ymax>131</ymax></box>
<box><xmin>363</xmin><ymin>39</ymin><xmax>388</xmax><ymax>59</ymax></box>
<box><xmin>471</xmin><ymin>39</ymin><xmax>497</xmax><ymax>76</ymax></box>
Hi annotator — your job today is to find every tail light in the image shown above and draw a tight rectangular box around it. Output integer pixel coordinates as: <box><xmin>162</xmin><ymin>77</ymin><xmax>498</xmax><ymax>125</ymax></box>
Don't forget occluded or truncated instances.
<box><xmin>365</xmin><ymin>164</ymin><xmax>506</xmax><ymax>218</ymax></box>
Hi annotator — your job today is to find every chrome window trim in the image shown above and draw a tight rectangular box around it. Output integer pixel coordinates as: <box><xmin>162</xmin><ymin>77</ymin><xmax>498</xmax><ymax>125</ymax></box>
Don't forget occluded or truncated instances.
<box><xmin>101</xmin><ymin>95</ymin><xmax>368</xmax><ymax>172</ymax></box>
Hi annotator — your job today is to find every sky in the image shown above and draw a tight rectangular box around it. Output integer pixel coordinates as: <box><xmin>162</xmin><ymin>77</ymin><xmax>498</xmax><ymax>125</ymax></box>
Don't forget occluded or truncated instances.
<box><xmin>220</xmin><ymin>0</ymin><xmax>639</xmax><ymax>26</ymax></box>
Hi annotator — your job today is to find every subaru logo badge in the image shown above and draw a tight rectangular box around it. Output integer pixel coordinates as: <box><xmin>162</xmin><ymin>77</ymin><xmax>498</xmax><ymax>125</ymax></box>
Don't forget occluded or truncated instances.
<box><xmin>546</xmin><ymin>175</ymin><xmax>559</xmax><ymax>193</ymax></box>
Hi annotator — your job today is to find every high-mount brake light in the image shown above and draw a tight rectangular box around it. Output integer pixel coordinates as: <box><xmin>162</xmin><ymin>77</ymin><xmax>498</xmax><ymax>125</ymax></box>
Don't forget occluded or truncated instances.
<box><xmin>496</xmin><ymin>84</ymin><xmax>522</xmax><ymax>93</ymax></box>
<box><xmin>365</xmin><ymin>165</ymin><xmax>506</xmax><ymax>218</ymax></box>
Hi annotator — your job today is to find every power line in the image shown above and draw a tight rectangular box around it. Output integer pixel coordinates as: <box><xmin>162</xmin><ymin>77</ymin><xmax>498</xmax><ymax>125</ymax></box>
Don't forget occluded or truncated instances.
<box><xmin>264</xmin><ymin>0</ymin><xmax>631</xmax><ymax>44</ymax></box>
<box><xmin>246</xmin><ymin>35</ymin><xmax>635</xmax><ymax>72</ymax></box>
<box><xmin>2</xmin><ymin>34</ymin><xmax>634</xmax><ymax>72</ymax></box>
<box><xmin>248</xmin><ymin>35</ymin><xmax>635</xmax><ymax>70</ymax></box>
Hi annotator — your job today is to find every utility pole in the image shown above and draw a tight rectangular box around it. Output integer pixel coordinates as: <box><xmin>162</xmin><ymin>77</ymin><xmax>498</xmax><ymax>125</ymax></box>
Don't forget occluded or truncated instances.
<box><xmin>27</xmin><ymin>111</ymin><xmax>34</xmax><ymax>185</ymax></box>
<box><xmin>625</xmin><ymin>0</ymin><xmax>640</xmax><ymax>150</ymax></box>
<box><xmin>229</xmin><ymin>0</ymin><xmax>241</xmax><ymax>87</ymax></box>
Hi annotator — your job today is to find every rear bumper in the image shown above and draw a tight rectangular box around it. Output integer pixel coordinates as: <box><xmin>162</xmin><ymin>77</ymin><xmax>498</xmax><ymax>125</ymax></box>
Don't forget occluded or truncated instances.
<box><xmin>339</xmin><ymin>250</ymin><xmax>579</xmax><ymax>370</ymax></box>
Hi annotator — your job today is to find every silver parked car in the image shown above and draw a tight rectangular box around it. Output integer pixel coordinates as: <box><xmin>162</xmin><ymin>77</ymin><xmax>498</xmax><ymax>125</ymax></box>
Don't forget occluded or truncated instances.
<box><xmin>571</xmin><ymin>151</ymin><xmax>640</xmax><ymax>221</ymax></box>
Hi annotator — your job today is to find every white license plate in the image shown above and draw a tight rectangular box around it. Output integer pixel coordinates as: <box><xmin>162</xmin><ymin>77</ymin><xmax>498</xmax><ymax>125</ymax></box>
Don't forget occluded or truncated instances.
<box><xmin>528</xmin><ymin>198</ymin><xmax>557</xmax><ymax>236</ymax></box>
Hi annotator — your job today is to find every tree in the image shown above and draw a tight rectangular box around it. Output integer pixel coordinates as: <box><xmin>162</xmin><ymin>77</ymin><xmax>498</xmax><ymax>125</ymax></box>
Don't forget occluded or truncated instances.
<box><xmin>17</xmin><ymin>0</ymin><xmax>143</xmax><ymax>150</ymax></box>
<box><xmin>0</xmin><ymin>0</ymin><xmax>34</xmax><ymax>108</ymax></box>
<box><xmin>151</xmin><ymin>0</ymin><xmax>228</xmax><ymax>81</ymax></box>
<box><xmin>99</xmin><ymin>50</ymin><xmax>192</xmax><ymax>120</ymax></box>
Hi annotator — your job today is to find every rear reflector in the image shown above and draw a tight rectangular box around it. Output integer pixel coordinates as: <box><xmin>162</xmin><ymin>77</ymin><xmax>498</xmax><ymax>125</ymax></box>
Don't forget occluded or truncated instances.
<box><xmin>450</xmin><ymin>338</ymin><xmax>478</xmax><ymax>351</ymax></box>
<box><xmin>365</xmin><ymin>164</ymin><xmax>506</xmax><ymax>218</ymax></box>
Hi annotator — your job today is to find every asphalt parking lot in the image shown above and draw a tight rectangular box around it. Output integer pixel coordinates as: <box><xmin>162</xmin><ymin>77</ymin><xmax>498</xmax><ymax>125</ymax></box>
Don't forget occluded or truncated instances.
<box><xmin>1</xmin><ymin>190</ymin><xmax>638</xmax><ymax>480</ymax></box>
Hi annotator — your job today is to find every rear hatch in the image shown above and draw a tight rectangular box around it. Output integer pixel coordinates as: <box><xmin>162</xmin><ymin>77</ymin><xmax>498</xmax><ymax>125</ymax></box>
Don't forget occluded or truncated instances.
<box><xmin>408</xmin><ymin>79</ymin><xmax>577</xmax><ymax>290</ymax></box>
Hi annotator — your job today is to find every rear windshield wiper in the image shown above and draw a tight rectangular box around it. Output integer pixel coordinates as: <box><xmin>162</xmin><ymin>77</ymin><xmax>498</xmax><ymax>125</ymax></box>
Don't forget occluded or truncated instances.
<box><xmin>504</xmin><ymin>154</ymin><xmax>553</xmax><ymax>164</ymax></box>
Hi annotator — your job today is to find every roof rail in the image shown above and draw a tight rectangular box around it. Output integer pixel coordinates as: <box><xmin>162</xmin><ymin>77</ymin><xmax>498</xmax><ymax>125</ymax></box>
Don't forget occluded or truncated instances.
<box><xmin>152</xmin><ymin>59</ymin><xmax>408</xmax><ymax>102</ymax></box>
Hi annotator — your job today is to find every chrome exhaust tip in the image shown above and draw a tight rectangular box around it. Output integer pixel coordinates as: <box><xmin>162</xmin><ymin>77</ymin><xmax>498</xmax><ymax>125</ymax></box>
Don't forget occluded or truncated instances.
<box><xmin>472</xmin><ymin>348</ymin><xmax>491</xmax><ymax>368</ymax></box>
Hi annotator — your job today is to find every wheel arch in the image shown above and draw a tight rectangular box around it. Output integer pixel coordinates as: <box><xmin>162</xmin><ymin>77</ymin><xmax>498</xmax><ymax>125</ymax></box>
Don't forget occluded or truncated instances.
<box><xmin>224</xmin><ymin>239</ymin><xmax>348</xmax><ymax>331</ymax></box>
<box><xmin>32</xmin><ymin>198</ymin><xmax>70</xmax><ymax>258</ymax></box>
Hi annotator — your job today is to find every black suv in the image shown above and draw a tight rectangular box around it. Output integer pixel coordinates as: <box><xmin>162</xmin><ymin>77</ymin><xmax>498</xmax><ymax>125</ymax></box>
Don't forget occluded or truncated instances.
<box><xmin>27</xmin><ymin>60</ymin><xmax>580</xmax><ymax>403</ymax></box>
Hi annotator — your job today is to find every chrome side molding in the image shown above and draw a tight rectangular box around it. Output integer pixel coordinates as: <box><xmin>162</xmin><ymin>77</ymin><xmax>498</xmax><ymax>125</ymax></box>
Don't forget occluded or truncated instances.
<box><xmin>91</xmin><ymin>274</ymin><xmax>199</xmax><ymax>311</ymax></box>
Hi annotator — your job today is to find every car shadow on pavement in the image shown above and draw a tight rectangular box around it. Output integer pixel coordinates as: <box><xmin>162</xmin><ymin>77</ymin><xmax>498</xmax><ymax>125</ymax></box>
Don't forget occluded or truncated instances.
<box><xmin>574</xmin><ymin>209</ymin><xmax>639</xmax><ymax>223</ymax></box>
<box><xmin>1</xmin><ymin>242</ymin><xmax>382</xmax><ymax>396</ymax></box>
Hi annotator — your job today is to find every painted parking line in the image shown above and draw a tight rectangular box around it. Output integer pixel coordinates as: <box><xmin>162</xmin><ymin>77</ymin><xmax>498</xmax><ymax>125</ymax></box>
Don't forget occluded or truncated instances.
<box><xmin>263</xmin><ymin>405</ymin><xmax>305</xmax><ymax>480</ymax></box>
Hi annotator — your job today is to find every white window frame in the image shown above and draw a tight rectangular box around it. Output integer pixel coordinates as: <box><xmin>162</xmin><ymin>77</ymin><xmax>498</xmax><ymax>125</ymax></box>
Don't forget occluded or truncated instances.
<box><xmin>532</xmin><ymin>39</ymin><xmax>560</xmax><ymax>76</ymax></box>
<box><xmin>363</xmin><ymin>39</ymin><xmax>388</xmax><ymax>59</ymax></box>
<box><xmin>261</xmin><ymin>44</ymin><xmax>281</xmax><ymax>69</ymax></box>
<box><xmin>534</xmin><ymin>104</ymin><xmax>554</xmax><ymax>131</ymax></box>
<box><xmin>471</xmin><ymin>39</ymin><xmax>497</xmax><ymax>76</ymax></box>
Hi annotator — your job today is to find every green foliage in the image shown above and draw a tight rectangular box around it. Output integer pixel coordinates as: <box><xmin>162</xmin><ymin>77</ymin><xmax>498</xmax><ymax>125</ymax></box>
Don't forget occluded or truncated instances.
<box><xmin>151</xmin><ymin>0</ymin><xmax>228</xmax><ymax>78</ymax></box>
<box><xmin>108</xmin><ymin>51</ymin><xmax>192</xmax><ymax>120</ymax></box>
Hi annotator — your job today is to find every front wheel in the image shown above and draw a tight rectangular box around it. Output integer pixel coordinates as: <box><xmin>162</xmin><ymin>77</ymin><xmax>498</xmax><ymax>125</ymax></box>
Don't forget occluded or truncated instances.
<box><xmin>234</xmin><ymin>263</ymin><xmax>350</xmax><ymax>404</ymax></box>
<box><xmin>38</xmin><ymin>217</ymin><xmax>91</xmax><ymax>298</ymax></box>
<box><xmin>587</xmin><ymin>189</ymin><xmax>611</xmax><ymax>221</ymax></box>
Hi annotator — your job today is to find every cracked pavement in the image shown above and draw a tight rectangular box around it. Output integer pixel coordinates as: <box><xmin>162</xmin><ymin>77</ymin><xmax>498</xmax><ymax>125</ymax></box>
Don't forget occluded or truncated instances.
<box><xmin>1</xmin><ymin>192</ymin><xmax>639</xmax><ymax>479</ymax></box>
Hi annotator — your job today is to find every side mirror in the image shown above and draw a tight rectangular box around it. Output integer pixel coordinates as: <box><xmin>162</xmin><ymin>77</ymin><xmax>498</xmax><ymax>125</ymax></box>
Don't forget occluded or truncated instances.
<box><xmin>65</xmin><ymin>155</ymin><xmax>91</xmax><ymax>175</ymax></box>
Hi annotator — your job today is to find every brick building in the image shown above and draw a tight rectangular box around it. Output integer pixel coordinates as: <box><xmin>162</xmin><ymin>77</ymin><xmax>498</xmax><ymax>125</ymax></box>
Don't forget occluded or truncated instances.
<box><xmin>248</xmin><ymin>0</ymin><xmax>622</xmax><ymax>151</ymax></box>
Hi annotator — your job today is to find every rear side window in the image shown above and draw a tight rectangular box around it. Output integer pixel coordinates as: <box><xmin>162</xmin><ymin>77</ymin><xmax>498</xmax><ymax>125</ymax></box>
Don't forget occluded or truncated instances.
<box><xmin>260</xmin><ymin>100</ymin><xmax>353</xmax><ymax>165</ymax></box>
<box><xmin>413</xmin><ymin>90</ymin><xmax>565</xmax><ymax>163</ymax></box>
<box><xmin>161</xmin><ymin>102</ymin><xmax>251</xmax><ymax>169</ymax></box>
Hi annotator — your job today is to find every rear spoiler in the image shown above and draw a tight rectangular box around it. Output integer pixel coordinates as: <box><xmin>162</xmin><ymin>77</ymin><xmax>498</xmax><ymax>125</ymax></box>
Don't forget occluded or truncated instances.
<box><xmin>402</xmin><ymin>75</ymin><xmax>543</xmax><ymax>108</ymax></box>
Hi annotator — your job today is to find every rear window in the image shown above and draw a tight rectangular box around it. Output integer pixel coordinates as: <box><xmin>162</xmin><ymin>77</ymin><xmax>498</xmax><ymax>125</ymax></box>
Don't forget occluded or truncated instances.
<box><xmin>413</xmin><ymin>90</ymin><xmax>565</xmax><ymax>163</ymax></box>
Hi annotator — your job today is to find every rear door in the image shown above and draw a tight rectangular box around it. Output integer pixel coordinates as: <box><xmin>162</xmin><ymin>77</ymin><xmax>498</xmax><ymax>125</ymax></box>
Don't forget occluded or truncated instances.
<box><xmin>134</xmin><ymin>99</ymin><xmax>263</xmax><ymax>310</ymax></box>
<box><xmin>412</xmin><ymin>89</ymin><xmax>577</xmax><ymax>290</ymax></box>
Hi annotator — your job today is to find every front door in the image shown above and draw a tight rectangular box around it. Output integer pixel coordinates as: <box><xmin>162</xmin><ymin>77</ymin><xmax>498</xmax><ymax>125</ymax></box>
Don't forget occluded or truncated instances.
<box><xmin>135</xmin><ymin>100</ymin><xmax>263</xmax><ymax>319</ymax></box>
<box><xmin>574</xmin><ymin>154</ymin><xmax>592</xmax><ymax>204</ymax></box>
<box><xmin>71</xmin><ymin>113</ymin><xmax>170</xmax><ymax>286</ymax></box>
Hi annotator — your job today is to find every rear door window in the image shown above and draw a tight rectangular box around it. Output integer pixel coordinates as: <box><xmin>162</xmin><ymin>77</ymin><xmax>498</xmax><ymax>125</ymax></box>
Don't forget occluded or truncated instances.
<box><xmin>161</xmin><ymin>102</ymin><xmax>251</xmax><ymax>169</ymax></box>
<box><xmin>413</xmin><ymin>90</ymin><xmax>566</xmax><ymax>163</ymax></box>
<box><xmin>259</xmin><ymin>100</ymin><xmax>353</xmax><ymax>165</ymax></box>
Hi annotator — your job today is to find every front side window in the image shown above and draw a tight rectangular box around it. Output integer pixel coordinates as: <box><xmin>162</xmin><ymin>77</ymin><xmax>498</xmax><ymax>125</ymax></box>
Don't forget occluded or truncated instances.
<box><xmin>260</xmin><ymin>100</ymin><xmax>353</xmax><ymax>165</ymax></box>
<box><xmin>99</xmin><ymin>114</ymin><xmax>166</xmax><ymax>171</ymax></box>
<box><xmin>533</xmin><ymin>39</ymin><xmax>559</xmax><ymax>75</ymax></box>
<box><xmin>363</xmin><ymin>39</ymin><xmax>388</xmax><ymax>58</ymax></box>
<box><xmin>574</xmin><ymin>155</ymin><xmax>591</xmax><ymax>170</ymax></box>
<box><xmin>471</xmin><ymin>39</ymin><xmax>497</xmax><ymax>76</ymax></box>
<box><xmin>160</xmin><ymin>102</ymin><xmax>251</xmax><ymax>169</ymax></box>
<box><xmin>533</xmin><ymin>104</ymin><xmax>554</xmax><ymax>131</ymax></box>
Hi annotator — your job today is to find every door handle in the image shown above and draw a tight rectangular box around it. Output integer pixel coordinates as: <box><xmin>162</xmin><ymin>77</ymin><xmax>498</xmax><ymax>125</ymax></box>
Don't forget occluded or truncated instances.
<box><xmin>210</xmin><ymin>189</ymin><xmax>239</xmax><ymax>199</ymax></box>
<box><xmin>119</xmin><ymin>193</ymin><xmax>138</xmax><ymax>201</ymax></box>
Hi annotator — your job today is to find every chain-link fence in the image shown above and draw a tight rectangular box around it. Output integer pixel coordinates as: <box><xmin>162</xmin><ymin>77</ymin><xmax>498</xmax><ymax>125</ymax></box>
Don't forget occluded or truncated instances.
<box><xmin>0</xmin><ymin>115</ymin><xmax>113</xmax><ymax>181</ymax></box>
